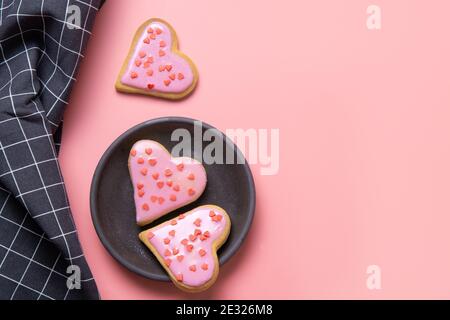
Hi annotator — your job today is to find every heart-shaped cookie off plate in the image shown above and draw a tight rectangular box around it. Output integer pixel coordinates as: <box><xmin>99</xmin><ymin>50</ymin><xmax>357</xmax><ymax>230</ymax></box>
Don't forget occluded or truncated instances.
<box><xmin>90</xmin><ymin>117</ymin><xmax>255</xmax><ymax>281</ymax></box>
<box><xmin>115</xmin><ymin>18</ymin><xmax>198</xmax><ymax>100</ymax></box>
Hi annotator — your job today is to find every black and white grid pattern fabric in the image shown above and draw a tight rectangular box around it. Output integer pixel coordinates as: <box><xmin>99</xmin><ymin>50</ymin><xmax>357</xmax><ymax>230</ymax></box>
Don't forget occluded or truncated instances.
<box><xmin>0</xmin><ymin>0</ymin><xmax>104</xmax><ymax>300</ymax></box>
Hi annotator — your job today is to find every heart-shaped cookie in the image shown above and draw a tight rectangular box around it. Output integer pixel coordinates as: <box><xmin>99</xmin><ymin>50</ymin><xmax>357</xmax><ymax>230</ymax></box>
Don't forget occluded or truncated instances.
<box><xmin>139</xmin><ymin>205</ymin><xmax>231</xmax><ymax>292</ymax></box>
<box><xmin>129</xmin><ymin>140</ymin><xmax>207</xmax><ymax>226</ymax></box>
<box><xmin>116</xmin><ymin>18</ymin><xmax>198</xmax><ymax>100</ymax></box>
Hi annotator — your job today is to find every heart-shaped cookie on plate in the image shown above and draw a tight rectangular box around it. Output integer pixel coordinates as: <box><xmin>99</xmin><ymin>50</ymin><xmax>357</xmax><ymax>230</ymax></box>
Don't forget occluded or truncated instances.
<box><xmin>116</xmin><ymin>18</ymin><xmax>199</xmax><ymax>100</ymax></box>
<box><xmin>139</xmin><ymin>205</ymin><xmax>231</xmax><ymax>292</ymax></box>
<box><xmin>129</xmin><ymin>140</ymin><xmax>207</xmax><ymax>226</ymax></box>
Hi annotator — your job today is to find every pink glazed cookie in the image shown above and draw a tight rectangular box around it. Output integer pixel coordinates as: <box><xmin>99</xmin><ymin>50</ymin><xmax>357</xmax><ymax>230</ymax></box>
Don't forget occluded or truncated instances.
<box><xmin>129</xmin><ymin>140</ymin><xmax>207</xmax><ymax>226</ymax></box>
<box><xmin>116</xmin><ymin>18</ymin><xmax>198</xmax><ymax>100</ymax></box>
<box><xmin>139</xmin><ymin>205</ymin><xmax>231</xmax><ymax>292</ymax></box>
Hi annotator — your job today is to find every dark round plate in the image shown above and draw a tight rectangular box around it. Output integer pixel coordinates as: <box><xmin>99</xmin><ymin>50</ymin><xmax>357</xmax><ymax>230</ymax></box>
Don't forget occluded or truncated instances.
<box><xmin>90</xmin><ymin>117</ymin><xmax>256</xmax><ymax>281</ymax></box>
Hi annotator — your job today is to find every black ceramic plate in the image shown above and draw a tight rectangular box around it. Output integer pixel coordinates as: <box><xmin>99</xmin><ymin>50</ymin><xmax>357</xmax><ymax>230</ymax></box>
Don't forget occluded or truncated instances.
<box><xmin>90</xmin><ymin>117</ymin><xmax>256</xmax><ymax>281</ymax></box>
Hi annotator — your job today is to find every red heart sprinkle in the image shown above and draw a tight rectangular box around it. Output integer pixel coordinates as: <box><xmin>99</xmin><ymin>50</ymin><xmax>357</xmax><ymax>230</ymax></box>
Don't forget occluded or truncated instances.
<box><xmin>160</xmin><ymin>40</ymin><xmax>166</xmax><ymax>47</ymax></box>
<box><xmin>142</xmin><ymin>203</ymin><xmax>149</xmax><ymax>211</ymax></box>
<box><xmin>152</xmin><ymin>172</ymin><xmax>159</xmax><ymax>180</ymax></box>
<box><xmin>157</xmin><ymin>181</ymin><xmax>164</xmax><ymax>189</ymax></box>
<box><xmin>147</xmin><ymin>83</ymin><xmax>154</xmax><ymax>90</ymax></box>
<box><xmin>148</xmin><ymin>232</ymin><xmax>154</xmax><ymax>240</ymax></box>
<box><xmin>201</xmin><ymin>263</ymin><xmax>208</xmax><ymax>271</ymax></box>
<box><xmin>140</xmin><ymin>168</ymin><xmax>148</xmax><ymax>176</ymax></box>
<box><xmin>164</xmin><ymin>79</ymin><xmax>171</xmax><ymax>86</ymax></box>
<box><xmin>178</xmin><ymin>73</ymin><xmax>185</xmax><ymax>80</ymax></box>
<box><xmin>199</xmin><ymin>249</ymin><xmax>206</xmax><ymax>257</ymax></box>
<box><xmin>169</xmin><ymin>73</ymin><xmax>176</xmax><ymax>81</ymax></box>
<box><xmin>148</xmin><ymin>158</ymin><xmax>157</xmax><ymax>166</ymax></box>
<box><xmin>176</xmin><ymin>163</ymin><xmax>184</xmax><ymax>171</ymax></box>
<box><xmin>189</xmin><ymin>265</ymin><xmax>197</xmax><ymax>272</ymax></box>
<box><xmin>159</xmin><ymin>49</ymin><xmax>165</xmax><ymax>57</ymax></box>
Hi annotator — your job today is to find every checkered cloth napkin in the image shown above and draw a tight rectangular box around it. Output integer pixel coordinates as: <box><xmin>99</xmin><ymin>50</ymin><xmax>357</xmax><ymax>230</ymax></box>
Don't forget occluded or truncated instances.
<box><xmin>0</xmin><ymin>0</ymin><xmax>104</xmax><ymax>300</ymax></box>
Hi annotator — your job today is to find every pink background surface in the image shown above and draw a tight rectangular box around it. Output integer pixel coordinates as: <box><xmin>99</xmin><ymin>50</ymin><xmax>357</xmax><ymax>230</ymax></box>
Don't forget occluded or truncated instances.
<box><xmin>59</xmin><ymin>0</ymin><xmax>450</xmax><ymax>299</ymax></box>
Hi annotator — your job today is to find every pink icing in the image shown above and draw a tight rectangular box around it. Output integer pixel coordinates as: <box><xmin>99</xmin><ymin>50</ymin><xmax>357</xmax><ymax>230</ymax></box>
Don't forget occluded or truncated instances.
<box><xmin>129</xmin><ymin>140</ymin><xmax>207</xmax><ymax>225</ymax></box>
<box><xmin>121</xmin><ymin>20</ymin><xmax>195</xmax><ymax>93</ymax></box>
<box><xmin>148</xmin><ymin>206</ymin><xmax>229</xmax><ymax>287</ymax></box>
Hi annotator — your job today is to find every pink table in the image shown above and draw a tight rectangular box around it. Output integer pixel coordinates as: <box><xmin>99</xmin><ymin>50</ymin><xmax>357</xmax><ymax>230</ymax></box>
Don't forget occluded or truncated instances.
<box><xmin>60</xmin><ymin>0</ymin><xmax>450</xmax><ymax>299</ymax></box>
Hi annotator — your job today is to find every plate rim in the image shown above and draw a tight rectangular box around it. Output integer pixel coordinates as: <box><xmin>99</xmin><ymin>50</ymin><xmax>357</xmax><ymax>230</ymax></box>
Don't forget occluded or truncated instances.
<box><xmin>90</xmin><ymin>116</ymin><xmax>256</xmax><ymax>281</ymax></box>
